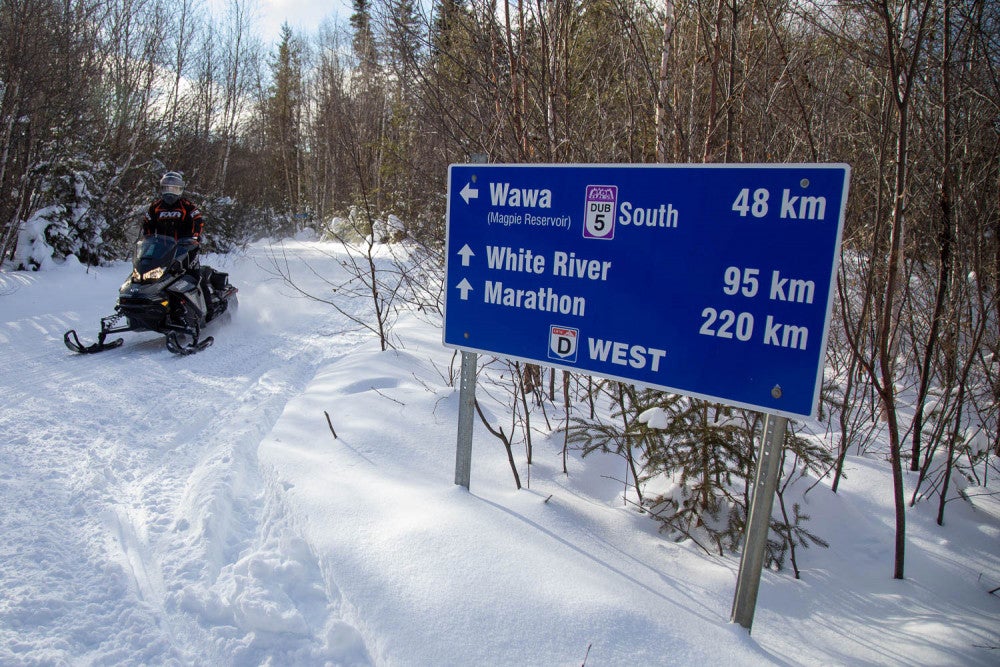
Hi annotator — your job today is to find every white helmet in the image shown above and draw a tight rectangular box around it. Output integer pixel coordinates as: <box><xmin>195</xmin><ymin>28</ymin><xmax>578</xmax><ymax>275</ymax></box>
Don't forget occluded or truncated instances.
<box><xmin>159</xmin><ymin>171</ymin><xmax>185</xmax><ymax>205</ymax></box>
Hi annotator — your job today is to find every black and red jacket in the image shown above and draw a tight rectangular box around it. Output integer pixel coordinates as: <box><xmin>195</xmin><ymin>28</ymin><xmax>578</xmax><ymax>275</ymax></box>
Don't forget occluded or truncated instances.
<box><xmin>143</xmin><ymin>198</ymin><xmax>204</xmax><ymax>239</ymax></box>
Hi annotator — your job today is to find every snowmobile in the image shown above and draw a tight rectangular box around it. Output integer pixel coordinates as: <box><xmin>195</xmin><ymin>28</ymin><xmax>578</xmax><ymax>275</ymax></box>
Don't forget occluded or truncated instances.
<box><xmin>64</xmin><ymin>234</ymin><xmax>238</xmax><ymax>355</ymax></box>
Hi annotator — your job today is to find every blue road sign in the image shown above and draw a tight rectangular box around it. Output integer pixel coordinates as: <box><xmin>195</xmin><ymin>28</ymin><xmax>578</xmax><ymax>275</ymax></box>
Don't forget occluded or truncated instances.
<box><xmin>444</xmin><ymin>164</ymin><xmax>850</xmax><ymax>419</ymax></box>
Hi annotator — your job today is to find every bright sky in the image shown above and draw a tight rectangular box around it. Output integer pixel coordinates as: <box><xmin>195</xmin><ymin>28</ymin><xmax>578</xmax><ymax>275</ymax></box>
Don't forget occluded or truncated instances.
<box><xmin>256</xmin><ymin>0</ymin><xmax>348</xmax><ymax>45</ymax></box>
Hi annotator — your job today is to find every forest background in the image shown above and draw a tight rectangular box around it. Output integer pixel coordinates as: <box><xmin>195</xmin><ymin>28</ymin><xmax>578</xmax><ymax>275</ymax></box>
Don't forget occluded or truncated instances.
<box><xmin>0</xmin><ymin>0</ymin><xmax>997</xmax><ymax>583</ymax></box>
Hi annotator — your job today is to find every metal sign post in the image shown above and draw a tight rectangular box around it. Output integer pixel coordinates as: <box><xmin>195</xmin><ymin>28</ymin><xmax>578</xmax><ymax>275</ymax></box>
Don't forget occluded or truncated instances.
<box><xmin>730</xmin><ymin>413</ymin><xmax>788</xmax><ymax>631</ymax></box>
<box><xmin>453</xmin><ymin>154</ymin><xmax>487</xmax><ymax>490</ymax></box>
<box><xmin>454</xmin><ymin>350</ymin><xmax>477</xmax><ymax>489</ymax></box>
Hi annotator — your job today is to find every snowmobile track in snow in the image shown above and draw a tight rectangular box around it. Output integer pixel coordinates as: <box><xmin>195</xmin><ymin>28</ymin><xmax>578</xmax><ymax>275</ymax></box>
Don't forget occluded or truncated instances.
<box><xmin>0</xmin><ymin>245</ymin><xmax>375</xmax><ymax>664</ymax></box>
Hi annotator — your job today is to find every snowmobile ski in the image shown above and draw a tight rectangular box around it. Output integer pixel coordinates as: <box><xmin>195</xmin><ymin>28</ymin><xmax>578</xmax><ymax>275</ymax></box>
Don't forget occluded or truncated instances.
<box><xmin>164</xmin><ymin>332</ymin><xmax>214</xmax><ymax>355</ymax></box>
<box><xmin>64</xmin><ymin>329</ymin><xmax>125</xmax><ymax>354</ymax></box>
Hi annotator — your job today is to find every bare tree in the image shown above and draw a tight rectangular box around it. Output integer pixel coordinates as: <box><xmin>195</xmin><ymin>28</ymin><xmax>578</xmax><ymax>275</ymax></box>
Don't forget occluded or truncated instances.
<box><xmin>215</xmin><ymin>0</ymin><xmax>261</xmax><ymax>191</ymax></box>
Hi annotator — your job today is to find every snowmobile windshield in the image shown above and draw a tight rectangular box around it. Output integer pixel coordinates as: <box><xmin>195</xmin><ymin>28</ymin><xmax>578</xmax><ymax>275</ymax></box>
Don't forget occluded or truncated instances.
<box><xmin>132</xmin><ymin>235</ymin><xmax>179</xmax><ymax>283</ymax></box>
<box><xmin>135</xmin><ymin>234</ymin><xmax>177</xmax><ymax>263</ymax></box>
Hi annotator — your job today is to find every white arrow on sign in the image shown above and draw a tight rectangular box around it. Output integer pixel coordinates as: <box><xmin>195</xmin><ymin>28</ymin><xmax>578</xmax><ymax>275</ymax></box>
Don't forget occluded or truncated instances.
<box><xmin>457</xmin><ymin>244</ymin><xmax>475</xmax><ymax>266</ymax></box>
<box><xmin>460</xmin><ymin>183</ymin><xmax>479</xmax><ymax>204</ymax></box>
<box><xmin>456</xmin><ymin>278</ymin><xmax>473</xmax><ymax>300</ymax></box>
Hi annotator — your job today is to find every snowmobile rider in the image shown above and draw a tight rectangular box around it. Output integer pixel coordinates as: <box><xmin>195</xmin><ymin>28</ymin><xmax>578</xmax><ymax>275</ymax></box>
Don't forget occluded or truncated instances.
<box><xmin>143</xmin><ymin>171</ymin><xmax>203</xmax><ymax>241</ymax></box>
<box><xmin>143</xmin><ymin>171</ymin><xmax>213</xmax><ymax>304</ymax></box>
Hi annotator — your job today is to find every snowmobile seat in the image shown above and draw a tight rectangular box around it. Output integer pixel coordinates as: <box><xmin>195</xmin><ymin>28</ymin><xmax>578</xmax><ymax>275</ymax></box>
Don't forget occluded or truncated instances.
<box><xmin>210</xmin><ymin>271</ymin><xmax>229</xmax><ymax>291</ymax></box>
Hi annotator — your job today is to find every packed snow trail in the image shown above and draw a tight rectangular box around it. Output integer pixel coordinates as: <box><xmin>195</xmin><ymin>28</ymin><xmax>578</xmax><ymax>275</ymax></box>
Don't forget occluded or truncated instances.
<box><xmin>0</xmin><ymin>240</ymin><xmax>375</xmax><ymax>664</ymax></box>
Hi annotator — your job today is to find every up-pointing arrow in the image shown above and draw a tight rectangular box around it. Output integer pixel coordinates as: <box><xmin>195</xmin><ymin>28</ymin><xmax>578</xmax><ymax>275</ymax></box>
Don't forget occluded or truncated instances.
<box><xmin>460</xmin><ymin>183</ymin><xmax>479</xmax><ymax>204</ymax></box>
<box><xmin>457</xmin><ymin>244</ymin><xmax>475</xmax><ymax>266</ymax></box>
<box><xmin>456</xmin><ymin>278</ymin><xmax>473</xmax><ymax>300</ymax></box>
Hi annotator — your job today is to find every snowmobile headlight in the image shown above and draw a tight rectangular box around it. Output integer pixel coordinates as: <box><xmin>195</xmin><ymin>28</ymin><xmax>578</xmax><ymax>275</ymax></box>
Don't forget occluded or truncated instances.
<box><xmin>140</xmin><ymin>266</ymin><xmax>165</xmax><ymax>282</ymax></box>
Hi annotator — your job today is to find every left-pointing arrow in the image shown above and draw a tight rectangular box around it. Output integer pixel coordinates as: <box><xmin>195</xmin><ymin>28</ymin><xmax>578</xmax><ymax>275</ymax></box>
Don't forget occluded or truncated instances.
<box><xmin>457</xmin><ymin>244</ymin><xmax>475</xmax><ymax>266</ymax></box>
<box><xmin>456</xmin><ymin>278</ymin><xmax>473</xmax><ymax>300</ymax></box>
<box><xmin>460</xmin><ymin>183</ymin><xmax>479</xmax><ymax>204</ymax></box>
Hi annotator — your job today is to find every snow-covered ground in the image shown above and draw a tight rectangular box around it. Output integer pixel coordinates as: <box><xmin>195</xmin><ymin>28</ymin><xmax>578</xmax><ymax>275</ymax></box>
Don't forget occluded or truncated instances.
<box><xmin>1</xmin><ymin>239</ymin><xmax>997</xmax><ymax>665</ymax></box>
